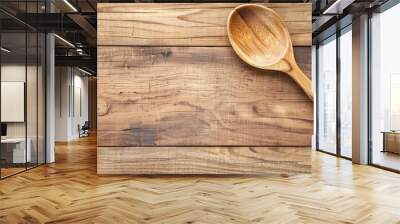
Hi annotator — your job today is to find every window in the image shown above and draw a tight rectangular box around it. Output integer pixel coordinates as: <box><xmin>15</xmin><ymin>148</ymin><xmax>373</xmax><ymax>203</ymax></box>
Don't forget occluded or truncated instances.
<box><xmin>316</xmin><ymin>25</ymin><xmax>353</xmax><ymax>159</ymax></box>
<box><xmin>339</xmin><ymin>27</ymin><xmax>352</xmax><ymax>158</ymax></box>
<box><xmin>370</xmin><ymin>3</ymin><xmax>400</xmax><ymax>171</ymax></box>
<box><xmin>317</xmin><ymin>36</ymin><xmax>337</xmax><ymax>154</ymax></box>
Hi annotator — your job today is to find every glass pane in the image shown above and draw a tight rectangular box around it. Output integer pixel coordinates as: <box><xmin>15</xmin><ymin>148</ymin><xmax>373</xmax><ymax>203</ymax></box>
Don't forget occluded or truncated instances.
<box><xmin>340</xmin><ymin>28</ymin><xmax>352</xmax><ymax>158</ymax></box>
<box><xmin>371</xmin><ymin>4</ymin><xmax>400</xmax><ymax>171</ymax></box>
<box><xmin>318</xmin><ymin>36</ymin><xmax>337</xmax><ymax>154</ymax></box>
<box><xmin>1</xmin><ymin>28</ymin><xmax>27</xmax><ymax>177</ymax></box>
<box><xmin>26</xmin><ymin>0</ymin><xmax>39</xmax><ymax>169</ymax></box>
<box><xmin>38</xmin><ymin>32</ymin><xmax>45</xmax><ymax>165</ymax></box>
<box><xmin>0</xmin><ymin>1</ymin><xmax>46</xmax><ymax>178</ymax></box>
<box><xmin>27</xmin><ymin>30</ymin><xmax>38</xmax><ymax>169</ymax></box>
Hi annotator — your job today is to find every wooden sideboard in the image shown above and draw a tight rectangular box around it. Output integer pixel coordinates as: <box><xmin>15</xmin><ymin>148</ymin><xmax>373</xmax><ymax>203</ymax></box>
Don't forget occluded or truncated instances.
<box><xmin>382</xmin><ymin>131</ymin><xmax>400</xmax><ymax>154</ymax></box>
<box><xmin>97</xmin><ymin>3</ymin><xmax>313</xmax><ymax>175</ymax></box>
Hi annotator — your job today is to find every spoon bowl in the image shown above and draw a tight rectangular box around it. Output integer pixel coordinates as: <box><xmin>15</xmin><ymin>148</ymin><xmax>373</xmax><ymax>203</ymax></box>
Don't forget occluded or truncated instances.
<box><xmin>227</xmin><ymin>4</ymin><xmax>313</xmax><ymax>100</ymax></box>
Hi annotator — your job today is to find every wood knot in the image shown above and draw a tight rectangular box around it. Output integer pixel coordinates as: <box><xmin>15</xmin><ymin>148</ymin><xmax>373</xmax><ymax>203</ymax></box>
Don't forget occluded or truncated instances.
<box><xmin>161</xmin><ymin>49</ymin><xmax>172</xmax><ymax>58</ymax></box>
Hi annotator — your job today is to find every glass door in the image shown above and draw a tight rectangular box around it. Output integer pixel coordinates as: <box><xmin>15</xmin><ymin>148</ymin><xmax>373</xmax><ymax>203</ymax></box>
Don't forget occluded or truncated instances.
<box><xmin>317</xmin><ymin>35</ymin><xmax>337</xmax><ymax>155</ymax></box>
<box><xmin>339</xmin><ymin>26</ymin><xmax>352</xmax><ymax>158</ymax></box>
<box><xmin>0</xmin><ymin>0</ymin><xmax>47</xmax><ymax>179</ymax></box>
<box><xmin>370</xmin><ymin>2</ymin><xmax>400</xmax><ymax>171</ymax></box>
<box><xmin>316</xmin><ymin>24</ymin><xmax>353</xmax><ymax>159</ymax></box>
<box><xmin>1</xmin><ymin>27</ymin><xmax>28</xmax><ymax>178</ymax></box>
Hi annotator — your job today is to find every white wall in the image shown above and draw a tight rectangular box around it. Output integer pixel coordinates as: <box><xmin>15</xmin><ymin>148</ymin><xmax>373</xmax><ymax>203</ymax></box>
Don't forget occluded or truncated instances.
<box><xmin>54</xmin><ymin>67</ymin><xmax>89</xmax><ymax>141</ymax></box>
<box><xmin>55</xmin><ymin>66</ymin><xmax>70</xmax><ymax>141</ymax></box>
<box><xmin>1</xmin><ymin>82</ymin><xmax>25</xmax><ymax>122</ymax></box>
<box><xmin>1</xmin><ymin>65</ymin><xmax>26</xmax><ymax>138</ymax></box>
<box><xmin>72</xmin><ymin>73</ymin><xmax>89</xmax><ymax>138</ymax></box>
<box><xmin>1</xmin><ymin>64</ymin><xmax>26</xmax><ymax>81</ymax></box>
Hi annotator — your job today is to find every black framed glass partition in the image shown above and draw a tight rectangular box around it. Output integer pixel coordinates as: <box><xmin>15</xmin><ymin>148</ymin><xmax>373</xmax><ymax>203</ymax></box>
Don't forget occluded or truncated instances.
<box><xmin>369</xmin><ymin>2</ymin><xmax>400</xmax><ymax>171</ymax></box>
<box><xmin>314</xmin><ymin>0</ymin><xmax>400</xmax><ymax>171</ymax></box>
<box><xmin>317</xmin><ymin>35</ymin><xmax>337</xmax><ymax>155</ymax></box>
<box><xmin>339</xmin><ymin>25</ymin><xmax>352</xmax><ymax>159</ymax></box>
<box><xmin>0</xmin><ymin>0</ymin><xmax>46</xmax><ymax>179</ymax></box>
<box><xmin>0</xmin><ymin>20</ymin><xmax>28</xmax><ymax>177</ymax></box>
<box><xmin>316</xmin><ymin>25</ymin><xmax>353</xmax><ymax>159</ymax></box>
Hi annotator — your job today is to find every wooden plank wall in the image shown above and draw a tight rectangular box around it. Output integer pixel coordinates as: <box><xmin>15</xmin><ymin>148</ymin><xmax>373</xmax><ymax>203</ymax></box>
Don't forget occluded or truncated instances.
<box><xmin>97</xmin><ymin>3</ymin><xmax>313</xmax><ymax>175</ymax></box>
<box><xmin>97</xmin><ymin>3</ymin><xmax>311</xmax><ymax>47</ymax></box>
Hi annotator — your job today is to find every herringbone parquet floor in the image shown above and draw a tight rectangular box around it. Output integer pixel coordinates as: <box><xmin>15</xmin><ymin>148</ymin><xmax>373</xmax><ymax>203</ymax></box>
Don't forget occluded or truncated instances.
<box><xmin>1</xmin><ymin>135</ymin><xmax>400</xmax><ymax>224</ymax></box>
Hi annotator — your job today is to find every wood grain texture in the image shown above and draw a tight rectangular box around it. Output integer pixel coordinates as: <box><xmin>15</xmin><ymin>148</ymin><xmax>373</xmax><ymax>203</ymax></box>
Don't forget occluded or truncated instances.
<box><xmin>97</xmin><ymin>3</ymin><xmax>311</xmax><ymax>47</ymax></box>
<box><xmin>97</xmin><ymin>3</ymin><xmax>313</xmax><ymax>175</ymax></box>
<box><xmin>97</xmin><ymin>46</ymin><xmax>313</xmax><ymax>147</ymax></box>
<box><xmin>98</xmin><ymin>146</ymin><xmax>310</xmax><ymax>175</ymax></box>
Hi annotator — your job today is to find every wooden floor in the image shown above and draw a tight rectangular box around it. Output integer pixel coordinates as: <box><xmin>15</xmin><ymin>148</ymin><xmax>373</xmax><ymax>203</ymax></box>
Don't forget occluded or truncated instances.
<box><xmin>1</xmin><ymin>135</ymin><xmax>400</xmax><ymax>223</ymax></box>
<box><xmin>1</xmin><ymin>167</ymin><xmax>26</xmax><ymax>178</ymax></box>
<box><xmin>372</xmin><ymin>150</ymin><xmax>400</xmax><ymax>171</ymax></box>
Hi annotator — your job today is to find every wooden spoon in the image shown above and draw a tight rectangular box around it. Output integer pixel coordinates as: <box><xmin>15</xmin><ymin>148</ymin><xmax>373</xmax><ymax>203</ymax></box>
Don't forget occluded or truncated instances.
<box><xmin>227</xmin><ymin>4</ymin><xmax>313</xmax><ymax>100</ymax></box>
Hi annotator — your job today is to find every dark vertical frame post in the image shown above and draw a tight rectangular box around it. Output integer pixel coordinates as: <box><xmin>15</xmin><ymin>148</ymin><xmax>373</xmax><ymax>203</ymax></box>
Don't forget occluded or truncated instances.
<box><xmin>24</xmin><ymin>0</ymin><xmax>28</xmax><ymax>171</ymax></box>
<box><xmin>44</xmin><ymin>0</ymin><xmax>48</xmax><ymax>165</ymax></box>
<box><xmin>36</xmin><ymin>0</ymin><xmax>39</xmax><ymax>167</ymax></box>
<box><xmin>315</xmin><ymin>44</ymin><xmax>320</xmax><ymax>150</ymax></box>
<box><xmin>336</xmin><ymin>26</ymin><xmax>341</xmax><ymax>157</ymax></box>
<box><xmin>72</xmin><ymin>68</ymin><xmax>75</xmax><ymax>118</ymax></box>
<box><xmin>0</xmin><ymin>21</ymin><xmax>2</xmax><ymax>179</ymax></box>
<box><xmin>367</xmin><ymin>10</ymin><xmax>373</xmax><ymax>165</ymax></box>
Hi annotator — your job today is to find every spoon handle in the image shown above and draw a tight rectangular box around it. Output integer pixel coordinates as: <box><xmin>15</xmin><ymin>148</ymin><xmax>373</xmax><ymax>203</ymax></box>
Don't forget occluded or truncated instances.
<box><xmin>287</xmin><ymin>63</ymin><xmax>313</xmax><ymax>101</ymax></box>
